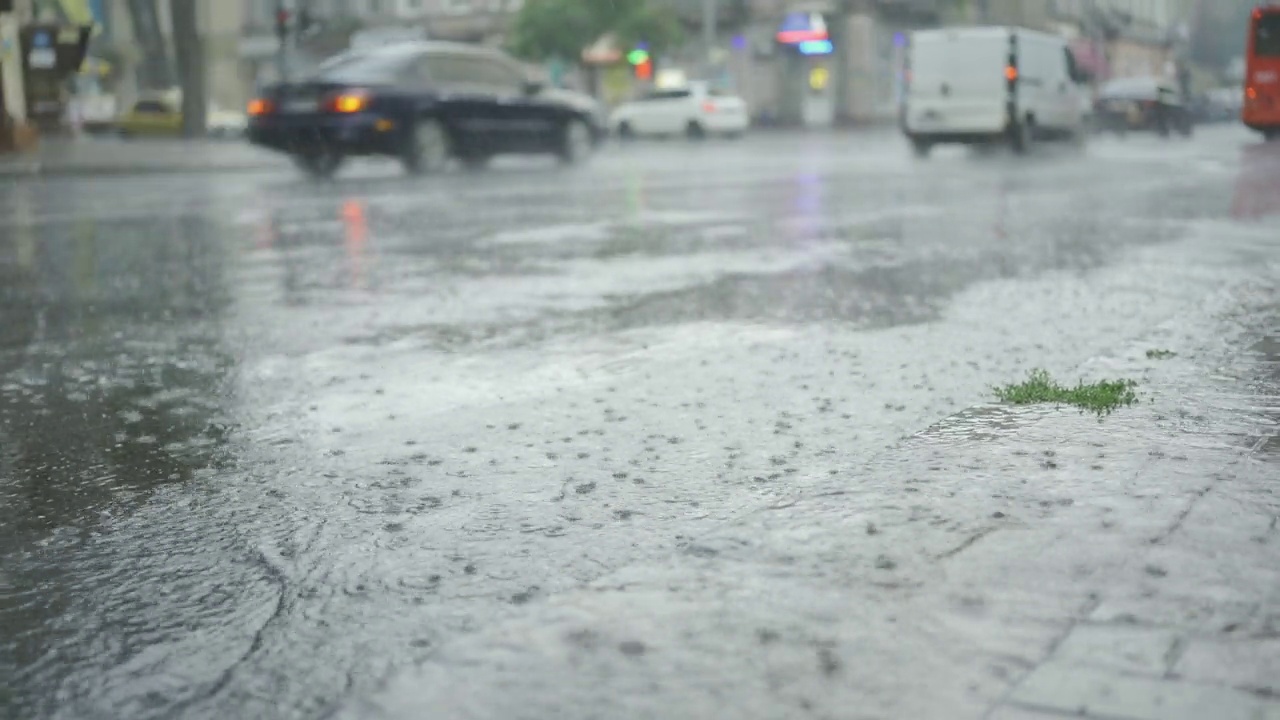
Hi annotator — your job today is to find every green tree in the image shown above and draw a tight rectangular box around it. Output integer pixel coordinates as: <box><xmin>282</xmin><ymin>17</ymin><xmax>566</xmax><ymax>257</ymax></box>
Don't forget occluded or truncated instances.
<box><xmin>508</xmin><ymin>0</ymin><xmax>683</xmax><ymax>61</ymax></box>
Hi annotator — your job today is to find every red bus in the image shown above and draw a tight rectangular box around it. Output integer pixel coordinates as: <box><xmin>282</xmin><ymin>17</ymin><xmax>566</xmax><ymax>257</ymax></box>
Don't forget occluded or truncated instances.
<box><xmin>1244</xmin><ymin>5</ymin><xmax>1280</xmax><ymax>139</ymax></box>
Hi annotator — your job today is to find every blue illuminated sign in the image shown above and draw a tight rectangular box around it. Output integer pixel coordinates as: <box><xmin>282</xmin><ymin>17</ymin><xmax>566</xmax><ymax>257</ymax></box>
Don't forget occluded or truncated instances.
<box><xmin>798</xmin><ymin>39</ymin><xmax>834</xmax><ymax>56</ymax></box>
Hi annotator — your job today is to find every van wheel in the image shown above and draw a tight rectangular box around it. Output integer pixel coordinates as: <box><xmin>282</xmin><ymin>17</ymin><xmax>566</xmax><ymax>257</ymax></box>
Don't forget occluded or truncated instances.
<box><xmin>686</xmin><ymin>121</ymin><xmax>706</xmax><ymax>140</ymax></box>
<box><xmin>911</xmin><ymin>138</ymin><xmax>933</xmax><ymax>158</ymax></box>
<box><xmin>1010</xmin><ymin>119</ymin><xmax>1033</xmax><ymax>155</ymax></box>
<box><xmin>402</xmin><ymin>118</ymin><xmax>450</xmax><ymax>175</ymax></box>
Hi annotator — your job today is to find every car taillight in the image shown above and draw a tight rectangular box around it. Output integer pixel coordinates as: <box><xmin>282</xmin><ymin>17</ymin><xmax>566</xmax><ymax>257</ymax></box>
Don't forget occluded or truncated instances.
<box><xmin>247</xmin><ymin>98</ymin><xmax>274</xmax><ymax>116</ymax></box>
<box><xmin>1246</xmin><ymin>86</ymin><xmax>1258</xmax><ymax>101</ymax></box>
<box><xmin>702</xmin><ymin>101</ymin><xmax>717</xmax><ymax>114</ymax></box>
<box><xmin>326</xmin><ymin>91</ymin><xmax>370</xmax><ymax>114</ymax></box>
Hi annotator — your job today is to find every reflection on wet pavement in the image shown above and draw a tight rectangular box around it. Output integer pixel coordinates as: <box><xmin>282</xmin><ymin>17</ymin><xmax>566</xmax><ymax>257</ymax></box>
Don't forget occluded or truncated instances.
<box><xmin>1</xmin><ymin>127</ymin><xmax>1278</xmax><ymax>719</ymax></box>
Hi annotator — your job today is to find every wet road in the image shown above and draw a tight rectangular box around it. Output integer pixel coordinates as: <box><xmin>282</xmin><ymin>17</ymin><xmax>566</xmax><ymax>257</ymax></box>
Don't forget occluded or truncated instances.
<box><xmin>2</xmin><ymin>127</ymin><xmax>1279</xmax><ymax>719</ymax></box>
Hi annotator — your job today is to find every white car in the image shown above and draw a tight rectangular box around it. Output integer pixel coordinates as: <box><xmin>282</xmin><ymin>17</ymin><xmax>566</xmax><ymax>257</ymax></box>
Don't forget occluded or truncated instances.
<box><xmin>610</xmin><ymin>82</ymin><xmax>749</xmax><ymax>139</ymax></box>
<box><xmin>903</xmin><ymin>26</ymin><xmax>1087</xmax><ymax>156</ymax></box>
<box><xmin>208</xmin><ymin>106</ymin><xmax>248</xmax><ymax>138</ymax></box>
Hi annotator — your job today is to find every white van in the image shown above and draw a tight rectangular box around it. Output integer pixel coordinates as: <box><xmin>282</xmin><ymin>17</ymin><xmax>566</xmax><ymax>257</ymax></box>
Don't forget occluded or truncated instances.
<box><xmin>902</xmin><ymin>27</ymin><xmax>1086</xmax><ymax>156</ymax></box>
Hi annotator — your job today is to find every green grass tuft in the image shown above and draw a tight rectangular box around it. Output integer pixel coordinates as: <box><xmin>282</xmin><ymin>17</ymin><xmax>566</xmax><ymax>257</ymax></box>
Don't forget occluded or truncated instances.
<box><xmin>1145</xmin><ymin>349</ymin><xmax>1177</xmax><ymax>360</ymax></box>
<box><xmin>994</xmin><ymin>369</ymin><xmax>1138</xmax><ymax>417</ymax></box>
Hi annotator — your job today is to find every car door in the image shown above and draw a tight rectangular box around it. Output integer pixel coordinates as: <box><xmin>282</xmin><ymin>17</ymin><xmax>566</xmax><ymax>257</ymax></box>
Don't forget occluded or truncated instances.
<box><xmin>624</xmin><ymin>92</ymin><xmax>662</xmax><ymax>134</ymax></box>
<box><xmin>424</xmin><ymin>52</ymin><xmax>507</xmax><ymax>155</ymax></box>
<box><xmin>654</xmin><ymin>89</ymin><xmax>693</xmax><ymax>134</ymax></box>
<box><xmin>470</xmin><ymin>54</ymin><xmax>556</xmax><ymax>151</ymax></box>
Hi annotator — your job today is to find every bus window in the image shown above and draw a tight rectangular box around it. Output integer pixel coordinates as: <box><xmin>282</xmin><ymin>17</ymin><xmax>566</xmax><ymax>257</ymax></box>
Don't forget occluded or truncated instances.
<box><xmin>1256</xmin><ymin>13</ymin><xmax>1280</xmax><ymax>57</ymax></box>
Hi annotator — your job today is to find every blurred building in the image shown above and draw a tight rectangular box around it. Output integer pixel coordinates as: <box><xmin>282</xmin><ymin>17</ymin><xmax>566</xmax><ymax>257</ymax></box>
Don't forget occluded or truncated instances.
<box><xmin>669</xmin><ymin>0</ymin><xmax>945</xmax><ymax>127</ymax></box>
<box><xmin>239</xmin><ymin>0</ymin><xmax>525</xmax><ymax>90</ymax></box>
<box><xmin>68</xmin><ymin>0</ymin><xmax>249</xmax><ymax>114</ymax></box>
<box><xmin>980</xmin><ymin>0</ymin><xmax>1194</xmax><ymax>81</ymax></box>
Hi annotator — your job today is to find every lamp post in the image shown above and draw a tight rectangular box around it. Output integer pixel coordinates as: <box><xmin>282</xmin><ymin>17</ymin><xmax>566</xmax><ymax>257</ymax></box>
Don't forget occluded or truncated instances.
<box><xmin>702</xmin><ymin>0</ymin><xmax>717</xmax><ymax>77</ymax></box>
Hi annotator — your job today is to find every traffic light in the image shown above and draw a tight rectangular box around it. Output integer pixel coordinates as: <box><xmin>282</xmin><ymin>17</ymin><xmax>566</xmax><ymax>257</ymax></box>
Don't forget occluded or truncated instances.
<box><xmin>275</xmin><ymin>9</ymin><xmax>291</xmax><ymax>41</ymax></box>
<box><xmin>628</xmin><ymin>48</ymin><xmax>653</xmax><ymax>81</ymax></box>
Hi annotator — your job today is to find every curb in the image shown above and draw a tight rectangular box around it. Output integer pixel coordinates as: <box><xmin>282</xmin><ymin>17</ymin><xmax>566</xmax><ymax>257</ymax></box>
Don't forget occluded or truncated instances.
<box><xmin>0</xmin><ymin>161</ymin><xmax>287</xmax><ymax>179</ymax></box>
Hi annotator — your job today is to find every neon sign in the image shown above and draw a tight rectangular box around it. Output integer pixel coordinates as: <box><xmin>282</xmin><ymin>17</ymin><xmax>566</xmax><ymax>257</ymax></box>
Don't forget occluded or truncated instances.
<box><xmin>777</xmin><ymin>12</ymin><xmax>829</xmax><ymax>45</ymax></box>
<box><xmin>798</xmin><ymin>39</ymin><xmax>833</xmax><ymax>56</ymax></box>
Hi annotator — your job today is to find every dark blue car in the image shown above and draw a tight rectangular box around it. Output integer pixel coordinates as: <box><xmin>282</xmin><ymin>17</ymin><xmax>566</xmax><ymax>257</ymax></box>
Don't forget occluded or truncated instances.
<box><xmin>247</xmin><ymin>42</ymin><xmax>605</xmax><ymax>178</ymax></box>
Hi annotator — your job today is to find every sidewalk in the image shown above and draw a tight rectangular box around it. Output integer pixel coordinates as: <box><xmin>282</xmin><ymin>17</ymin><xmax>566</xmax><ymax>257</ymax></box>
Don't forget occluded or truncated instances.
<box><xmin>0</xmin><ymin>137</ymin><xmax>288</xmax><ymax>178</ymax></box>
<box><xmin>341</xmin><ymin>310</ymin><xmax>1280</xmax><ymax>719</ymax></box>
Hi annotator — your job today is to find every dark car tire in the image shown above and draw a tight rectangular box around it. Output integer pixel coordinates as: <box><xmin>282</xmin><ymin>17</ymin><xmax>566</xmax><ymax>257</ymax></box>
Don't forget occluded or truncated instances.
<box><xmin>686</xmin><ymin>120</ymin><xmax>707</xmax><ymax>140</ymax></box>
<box><xmin>1265</xmin><ymin>129</ymin><xmax>1280</xmax><ymax>142</ymax></box>
<box><xmin>558</xmin><ymin>118</ymin><xmax>594</xmax><ymax>165</ymax></box>
<box><xmin>911</xmin><ymin>137</ymin><xmax>933</xmax><ymax>159</ymax></box>
<box><xmin>402</xmin><ymin>118</ymin><xmax>450</xmax><ymax>175</ymax></box>
<box><xmin>617</xmin><ymin>121</ymin><xmax>635</xmax><ymax>141</ymax></box>
<box><xmin>293</xmin><ymin>151</ymin><xmax>344</xmax><ymax>179</ymax></box>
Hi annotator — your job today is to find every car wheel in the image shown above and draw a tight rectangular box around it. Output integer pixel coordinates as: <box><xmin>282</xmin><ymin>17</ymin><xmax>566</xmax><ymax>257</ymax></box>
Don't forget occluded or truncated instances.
<box><xmin>911</xmin><ymin>137</ymin><xmax>933</xmax><ymax>158</ymax></box>
<box><xmin>1265</xmin><ymin>129</ymin><xmax>1280</xmax><ymax>142</ymax></box>
<box><xmin>685</xmin><ymin>120</ymin><xmax>706</xmax><ymax>140</ymax></box>
<box><xmin>558</xmin><ymin>118</ymin><xmax>594</xmax><ymax>165</ymax></box>
<box><xmin>617</xmin><ymin>121</ymin><xmax>635</xmax><ymax>141</ymax></box>
<box><xmin>1009</xmin><ymin>119</ymin><xmax>1033</xmax><ymax>155</ymax></box>
<box><xmin>293</xmin><ymin>151</ymin><xmax>344</xmax><ymax>179</ymax></box>
<box><xmin>402</xmin><ymin>118</ymin><xmax>450</xmax><ymax>175</ymax></box>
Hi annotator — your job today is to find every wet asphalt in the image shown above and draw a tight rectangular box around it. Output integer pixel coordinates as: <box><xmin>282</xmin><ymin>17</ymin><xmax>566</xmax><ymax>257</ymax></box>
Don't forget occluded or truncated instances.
<box><xmin>1</xmin><ymin>126</ymin><xmax>1278</xmax><ymax>720</ymax></box>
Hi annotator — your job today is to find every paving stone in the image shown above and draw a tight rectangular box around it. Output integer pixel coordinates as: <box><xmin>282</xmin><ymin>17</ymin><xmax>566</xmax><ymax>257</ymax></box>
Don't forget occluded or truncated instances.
<box><xmin>1009</xmin><ymin>663</ymin><xmax>1280</xmax><ymax>720</ymax></box>
<box><xmin>1176</xmin><ymin>638</ymin><xmax>1280</xmax><ymax>695</ymax></box>
<box><xmin>1052</xmin><ymin>624</ymin><xmax>1181</xmax><ymax>675</ymax></box>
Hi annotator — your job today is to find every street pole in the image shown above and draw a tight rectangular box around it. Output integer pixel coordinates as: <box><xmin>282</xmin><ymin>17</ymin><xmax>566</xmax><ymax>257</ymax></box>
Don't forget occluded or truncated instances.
<box><xmin>702</xmin><ymin>0</ymin><xmax>716</xmax><ymax>77</ymax></box>
<box><xmin>275</xmin><ymin>0</ymin><xmax>292</xmax><ymax>83</ymax></box>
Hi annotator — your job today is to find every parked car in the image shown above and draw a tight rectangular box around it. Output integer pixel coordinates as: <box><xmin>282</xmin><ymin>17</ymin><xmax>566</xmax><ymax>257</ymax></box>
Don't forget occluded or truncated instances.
<box><xmin>246</xmin><ymin>41</ymin><xmax>606</xmax><ymax>178</ymax></box>
<box><xmin>609</xmin><ymin>82</ymin><xmax>749</xmax><ymax>140</ymax></box>
<box><xmin>902</xmin><ymin>26</ymin><xmax>1088</xmax><ymax>156</ymax></box>
<box><xmin>115</xmin><ymin>90</ymin><xmax>248</xmax><ymax>139</ymax></box>
<box><xmin>1092</xmin><ymin>77</ymin><xmax>1193</xmax><ymax>138</ymax></box>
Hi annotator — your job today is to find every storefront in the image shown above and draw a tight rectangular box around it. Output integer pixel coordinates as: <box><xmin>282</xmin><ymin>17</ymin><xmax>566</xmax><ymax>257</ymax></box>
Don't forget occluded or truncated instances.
<box><xmin>19</xmin><ymin>23</ymin><xmax>90</xmax><ymax>130</ymax></box>
<box><xmin>775</xmin><ymin>11</ymin><xmax>836</xmax><ymax>128</ymax></box>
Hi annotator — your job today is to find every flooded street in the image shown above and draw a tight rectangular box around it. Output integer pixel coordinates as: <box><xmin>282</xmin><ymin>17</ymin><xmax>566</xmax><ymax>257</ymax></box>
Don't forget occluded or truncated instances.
<box><xmin>2</xmin><ymin>127</ymin><xmax>1278</xmax><ymax>719</ymax></box>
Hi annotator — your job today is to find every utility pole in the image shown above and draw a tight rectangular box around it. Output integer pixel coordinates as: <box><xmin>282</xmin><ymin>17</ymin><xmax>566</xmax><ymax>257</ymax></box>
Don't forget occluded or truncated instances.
<box><xmin>275</xmin><ymin>0</ymin><xmax>293</xmax><ymax>83</ymax></box>
<box><xmin>702</xmin><ymin>0</ymin><xmax>716</xmax><ymax>77</ymax></box>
